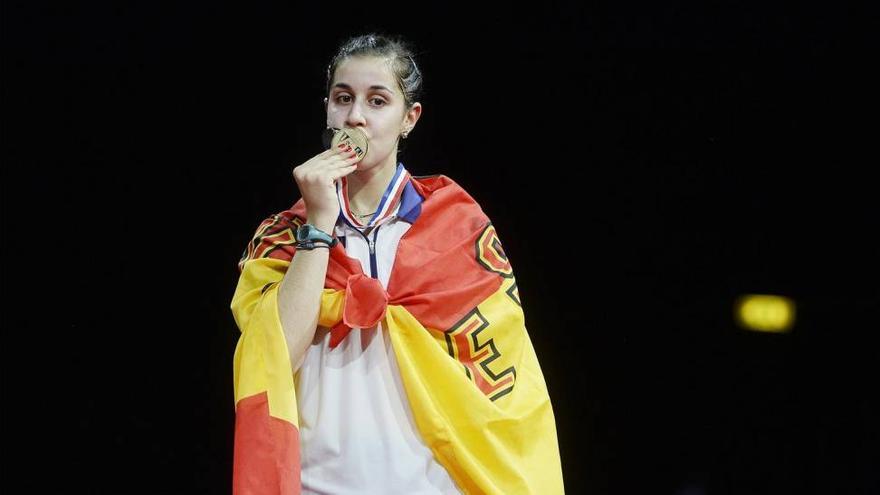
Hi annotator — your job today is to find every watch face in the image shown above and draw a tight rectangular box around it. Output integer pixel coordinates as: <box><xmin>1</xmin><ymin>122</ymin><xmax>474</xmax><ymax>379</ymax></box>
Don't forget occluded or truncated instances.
<box><xmin>297</xmin><ymin>224</ymin><xmax>333</xmax><ymax>244</ymax></box>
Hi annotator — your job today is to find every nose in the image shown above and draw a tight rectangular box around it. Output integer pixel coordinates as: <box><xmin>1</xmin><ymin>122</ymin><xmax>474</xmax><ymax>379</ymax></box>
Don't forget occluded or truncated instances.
<box><xmin>345</xmin><ymin>101</ymin><xmax>367</xmax><ymax>128</ymax></box>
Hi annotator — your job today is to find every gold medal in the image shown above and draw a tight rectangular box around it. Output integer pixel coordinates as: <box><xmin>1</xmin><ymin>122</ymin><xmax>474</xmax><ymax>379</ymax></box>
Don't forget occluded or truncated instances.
<box><xmin>329</xmin><ymin>127</ymin><xmax>369</xmax><ymax>161</ymax></box>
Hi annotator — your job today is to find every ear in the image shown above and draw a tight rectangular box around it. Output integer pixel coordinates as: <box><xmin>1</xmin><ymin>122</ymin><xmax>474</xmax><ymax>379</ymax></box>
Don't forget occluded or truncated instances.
<box><xmin>403</xmin><ymin>102</ymin><xmax>423</xmax><ymax>133</ymax></box>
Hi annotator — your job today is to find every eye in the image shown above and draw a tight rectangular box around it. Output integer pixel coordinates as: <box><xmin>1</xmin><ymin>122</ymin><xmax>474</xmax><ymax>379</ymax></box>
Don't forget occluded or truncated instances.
<box><xmin>335</xmin><ymin>94</ymin><xmax>352</xmax><ymax>104</ymax></box>
<box><xmin>370</xmin><ymin>97</ymin><xmax>387</xmax><ymax>107</ymax></box>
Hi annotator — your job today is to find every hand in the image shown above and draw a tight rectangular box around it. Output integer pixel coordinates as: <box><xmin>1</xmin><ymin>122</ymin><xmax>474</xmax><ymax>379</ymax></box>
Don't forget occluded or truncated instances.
<box><xmin>292</xmin><ymin>144</ymin><xmax>360</xmax><ymax>231</ymax></box>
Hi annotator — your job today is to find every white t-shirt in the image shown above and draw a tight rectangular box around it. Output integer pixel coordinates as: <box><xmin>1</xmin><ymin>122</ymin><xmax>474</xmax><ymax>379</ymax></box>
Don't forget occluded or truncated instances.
<box><xmin>294</xmin><ymin>201</ymin><xmax>461</xmax><ymax>494</ymax></box>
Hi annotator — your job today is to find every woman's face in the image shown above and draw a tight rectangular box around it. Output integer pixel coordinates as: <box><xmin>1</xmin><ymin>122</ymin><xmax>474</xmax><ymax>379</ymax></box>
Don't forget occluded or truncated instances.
<box><xmin>326</xmin><ymin>55</ymin><xmax>420</xmax><ymax>172</ymax></box>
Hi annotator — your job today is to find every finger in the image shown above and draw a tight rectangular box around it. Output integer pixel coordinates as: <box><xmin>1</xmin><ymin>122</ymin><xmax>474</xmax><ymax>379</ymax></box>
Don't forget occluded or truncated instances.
<box><xmin>314</xmin><ymin>150</ymin><xmax>354</xmax><ymax>168</ymax></box>
<box><xmin>313</xmin><ymin>144</ymin><xmax>347</xmax><ymax>161</ymax></box>
<box><xmin>327</xmin><ymin>150</ymin><xmax>360</xmax><ymax>165</ymax></box>
<box><xmin>300</xmin><ymin>147</ymin><xmax>350</xmax><ymax>172</ymax></box>
<box><xmin>330</xmin><ymin>163</ymin><xmax>359</xmax><ymax>182</ymax></box>
<box><xmin>318</xmin><ymin>145</ymin><xmax>342</xmax><ymax>157</ymax></box>
<box><xmin>329</xmin><ymin>157</ymin><xmax>359</xmax><ymax>169</ymax></box>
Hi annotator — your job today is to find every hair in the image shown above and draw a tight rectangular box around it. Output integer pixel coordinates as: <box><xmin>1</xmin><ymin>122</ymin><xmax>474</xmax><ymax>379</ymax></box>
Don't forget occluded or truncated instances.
<box><xmin>326</xmin><ymin>33</ymin><xmax>423</xmax><ymax>109</ymax></box>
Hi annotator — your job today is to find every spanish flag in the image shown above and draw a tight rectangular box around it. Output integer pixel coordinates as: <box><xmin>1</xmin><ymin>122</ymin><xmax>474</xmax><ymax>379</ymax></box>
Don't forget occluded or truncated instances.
<box><xmin>231</xmin><ymin>175</ymin><xmax>564</xmax><ymax>494</ymax></box>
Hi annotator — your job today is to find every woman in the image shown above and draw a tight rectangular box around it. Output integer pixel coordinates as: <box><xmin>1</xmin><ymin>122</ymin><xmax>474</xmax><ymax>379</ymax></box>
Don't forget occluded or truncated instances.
<box><xmin>231</xmin><ymin>34</ymin><xmax>563</xmax><ymax>494</ymax></box>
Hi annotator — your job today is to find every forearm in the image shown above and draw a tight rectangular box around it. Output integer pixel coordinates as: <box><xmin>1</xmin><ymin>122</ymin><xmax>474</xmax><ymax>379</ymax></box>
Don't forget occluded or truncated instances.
<box><xmin>276</xmin><ymin>219</ymin><xmax>334</xmax><ymax>371</ymax></box>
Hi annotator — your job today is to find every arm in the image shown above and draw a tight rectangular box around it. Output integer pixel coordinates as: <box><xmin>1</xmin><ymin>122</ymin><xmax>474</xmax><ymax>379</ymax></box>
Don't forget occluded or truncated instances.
<box><xmin>276</xmin><ymin>216</ymin><xmax>335</xmax><ymax>371</ymax></box>
<box><xmin>245</xmin><ymin>143</ymin><xmax>356</xmax><ymax>372</ymax></box>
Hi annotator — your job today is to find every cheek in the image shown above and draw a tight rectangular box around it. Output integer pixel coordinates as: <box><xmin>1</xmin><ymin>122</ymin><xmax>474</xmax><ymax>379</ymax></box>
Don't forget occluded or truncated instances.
<box><xmin>375</xmin><ymin>119</ymin><xmax>402</xmax><ymax>140</ymax></box>
<box><xmin>327</xmin><ymin>107</ymin><xmax>344</xmax><ymax>124</ymax></box>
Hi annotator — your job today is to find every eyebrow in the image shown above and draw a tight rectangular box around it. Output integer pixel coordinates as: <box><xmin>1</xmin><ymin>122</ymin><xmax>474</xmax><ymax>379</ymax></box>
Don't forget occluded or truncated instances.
<box><xmin>332</xmin><ymin>83</ymin><xmax>394</xmax><ymax>93</ymax></box>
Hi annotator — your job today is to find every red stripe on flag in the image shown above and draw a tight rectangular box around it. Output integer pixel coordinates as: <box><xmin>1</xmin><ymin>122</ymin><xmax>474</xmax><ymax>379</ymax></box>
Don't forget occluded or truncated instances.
<box><xmin>233</xmin><ymin>392</ymin><xmax>300</xmax><ymax>495</ymax></box>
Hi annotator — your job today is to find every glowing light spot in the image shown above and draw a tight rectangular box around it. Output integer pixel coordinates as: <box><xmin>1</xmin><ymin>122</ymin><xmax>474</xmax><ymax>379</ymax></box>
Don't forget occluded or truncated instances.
<box><xmin>735</xmin><ymin>294</ymin><xmax>796</xmax><ymax>333</ymax></box>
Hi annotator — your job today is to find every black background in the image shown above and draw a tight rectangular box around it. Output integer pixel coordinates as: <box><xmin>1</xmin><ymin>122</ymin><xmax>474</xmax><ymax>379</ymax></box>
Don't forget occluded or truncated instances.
<box><xmin>4</xmin><ymin>1</ymin><xmax>877</xmax><ymax>494</ymax></box>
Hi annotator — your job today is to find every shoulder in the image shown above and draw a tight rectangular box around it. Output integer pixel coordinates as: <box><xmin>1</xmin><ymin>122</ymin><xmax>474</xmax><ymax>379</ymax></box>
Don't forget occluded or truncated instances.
<box><xmin>237</xmin><ymin>200</ymin><xmax>306</xmax><ymax>270</ymax></box>
<box><xmin>407</xmin><ymin>173</ymin><xmax>493</xmax><ymax>236</ymax></box>
<box><xmin>411</xmin><ymin>173</ymin><xmax>473</xmax><ymax>197</ymax></box>
<box><xmin>250</xmin><ymin>200</ymin><xmax>307</xmax><ymax>238</ymax></box>
<box><xmin>410</xmin><ymin>174</ymin><xmax>485</xmax><ymax>212</ymax></box>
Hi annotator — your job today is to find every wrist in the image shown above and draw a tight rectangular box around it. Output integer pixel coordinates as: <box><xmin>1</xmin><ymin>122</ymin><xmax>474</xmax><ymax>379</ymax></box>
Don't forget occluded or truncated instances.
<box><xmin>296</xmin><ymin>222</ymin><xmax>338</xmax><ymax>250</ymax></box>
<box><xmin>306</xmin><ymin>217</ymin><xmax>336</xmax><ymax>234</ymax></box>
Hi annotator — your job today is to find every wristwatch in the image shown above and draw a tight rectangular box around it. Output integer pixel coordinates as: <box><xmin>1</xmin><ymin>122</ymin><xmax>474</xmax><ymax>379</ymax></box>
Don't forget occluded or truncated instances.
<box><xmin>296</xmin><ymin>223</ymin><xmax>338</xmax><ymax>250</ymax></box>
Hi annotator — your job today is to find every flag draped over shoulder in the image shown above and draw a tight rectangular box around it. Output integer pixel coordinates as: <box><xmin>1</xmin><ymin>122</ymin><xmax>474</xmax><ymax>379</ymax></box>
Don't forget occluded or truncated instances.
<box><xmin>231</xmin><ymin>175</ymin><xmax>564</xmax><ymax>494</ymax></box>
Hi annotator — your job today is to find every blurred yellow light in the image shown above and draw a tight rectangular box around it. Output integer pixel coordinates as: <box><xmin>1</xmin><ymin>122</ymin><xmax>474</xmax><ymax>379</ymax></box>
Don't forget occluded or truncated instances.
<box><xmin>735</xmin><ymin>294</ymin><xmax>796</xmax><ymax>333</ymax></box>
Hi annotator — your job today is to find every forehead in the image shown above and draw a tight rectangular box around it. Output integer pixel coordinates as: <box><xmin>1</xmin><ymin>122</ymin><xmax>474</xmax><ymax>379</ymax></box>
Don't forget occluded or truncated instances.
<box><xmin>332</xmin><ymin>56</ymin><xmax>398</xmax><ymax>93</ymax></box>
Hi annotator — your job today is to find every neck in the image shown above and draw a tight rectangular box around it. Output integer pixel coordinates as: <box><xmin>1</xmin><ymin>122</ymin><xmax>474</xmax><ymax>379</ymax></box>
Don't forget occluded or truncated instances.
<box><xmin>347</xmin><ymin>155</ymin><xmax>398</xmax><ymax>215</ymax></box>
